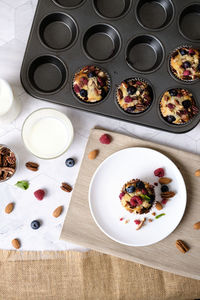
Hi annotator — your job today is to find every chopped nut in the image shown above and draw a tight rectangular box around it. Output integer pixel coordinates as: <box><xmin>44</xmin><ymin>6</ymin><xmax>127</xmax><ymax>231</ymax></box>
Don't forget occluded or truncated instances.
<box><xmin>148</xmin><ymin>219</ymin><xmax>153</xmax><ymax>223</ymax></box>
<box><xmin>155</xmin><ymin>201</ymin><xmax>163</xmax><ymax>210</ymax></box>
<box><xmin>152</xmin><ymin>212</ymin><xmax>156</xmax><ymax>216</ymax></box>
<box><xmin>136</xmin><ymin>218</ymin><xmax>146</xmax><ymax>230</ymax></box>
<box><xmin>176</xmin><ymin>240</ymin><xmax>189</xmax><ymax>253</ymax></box>
<box><xmin>193</xmin><ymin>222</ymin><xmax>200</xmax><ymax>230</ymax></box>
<box><xmin>159</xmin><ymin>177</ymin><xmax>172</xmax><ymax>184</ymax></box>
<box><xmin>195</xmin><ymin>169</ymin><xmax>200</xmax><ymax>177</ymax></box>
<box><xmin>125</xmin><ymin>219</ymin><xmax>130</xmax><ymax>224</ymax></box>
<box><xmin>88</xmin><ymin>149</ymin><xmax>99</xmax><ymax>160</ymax></box>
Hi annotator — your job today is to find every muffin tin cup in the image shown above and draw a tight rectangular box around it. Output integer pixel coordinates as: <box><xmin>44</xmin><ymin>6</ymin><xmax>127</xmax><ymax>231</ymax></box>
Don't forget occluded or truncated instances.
<box><xmin>82</xmin><ymin>23</ymin><xmax>121</xmax><ymax>62</ymax></box>
<box><xmin>168</xmin><ymin>45</ymin><xmax>200</xmax><ymax>84</ymax></box>
<box><xmin>72</xmin><ymin>65</ymin><xmax>111</xmax><ymax>105</ymax></box>
<box><xmin>115</xmin><ymin>77</ymin><xmax>154</xmax><ymax>115</ymax></box>
<box><xmin>27</xmin><ymin>55</ymin><xmax>68</xmax><ymax>94</ymax></box>
<box><xmin>136</xmin><ymin>0</ymin><xmax>174</xmax><ymax>31</ymax></box>
<box><xmin>38</xmin><ymin>13</ymin><xmax>78</xmax><ymax>51</ymax></box>
<box><xmin>20</xmin><ymin>0</ymin><xmax>200</xmax><ymax>134</ymax></box>
<box><xmin>158</xmin><ymin>87</ymin><xmax>199</xmax><ymax>127</ymax></box>
<box><xmin>179</xmin><ymin>4</ymin><xmax>200</xmax><ymax>42</ymax></box>
<box><xmin>93</xmin><ymin>0</ymin><xmax>132</xmax><ymax>20</ymax></box>
<box><xmin>126</xmin><ymin>35</ymin><xmax>165</xmax><ymax>73</ymax></box>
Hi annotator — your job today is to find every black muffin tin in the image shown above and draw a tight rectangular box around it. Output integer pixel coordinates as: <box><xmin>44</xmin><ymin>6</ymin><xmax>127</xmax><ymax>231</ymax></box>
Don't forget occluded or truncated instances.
<box><xmin>20</xmin><ymin>0</ymin><xmax>200</xmax><ymax>133</ymax></box>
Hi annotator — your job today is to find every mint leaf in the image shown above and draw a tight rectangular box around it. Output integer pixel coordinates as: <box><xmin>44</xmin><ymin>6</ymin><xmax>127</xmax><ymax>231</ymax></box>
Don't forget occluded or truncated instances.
<box><xmin>155</xmin><ymin>213</ymin><xmax>165</xmax><ymax>219</ymax></box>
<box><xmin>15</xmin><ymin>180</ymin><xmax>29</xmax><ymax>190</ymax></box>
<box><xmin>140</xmin><ymin>194</ymin><xmax>151</xmax><ymax>201</ymax></box>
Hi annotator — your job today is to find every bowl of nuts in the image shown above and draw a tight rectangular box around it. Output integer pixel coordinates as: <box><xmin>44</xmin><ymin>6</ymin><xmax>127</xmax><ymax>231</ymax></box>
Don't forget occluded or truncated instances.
<box><xmin>0</xmin><ymin>145</ymin><xmax>17</xmax><ymax>182</ymax></box>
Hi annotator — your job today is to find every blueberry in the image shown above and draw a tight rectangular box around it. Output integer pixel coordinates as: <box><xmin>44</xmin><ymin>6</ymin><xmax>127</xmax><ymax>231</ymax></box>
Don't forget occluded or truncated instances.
<box><xmin>65</xmin><ymin>158</ymin><xmax>75</xmax><ymax>168</ymax></box>
<box><xmin>169</xmin><ymin>89</ymin><xmax>178</xmax><ymax>97</ymax></box>
<box><xmin>88</xmin><ymin>72</ymin><xmax>96</xmax><ymax>78</ymax></box>
<box><xmin>183</xmin><ymin>61</ymin><xmax>191</xmax><ymax>69</ymax></box>
<box><xmin>126</xmin><ymin>186</ymin><xmax>136</xmax><ymax>193</ymax></box>
<box><xmin>149</xmin><ymin>194</ymin><xmax>155</xmax><ymax>203</ymax></box>
<box><xmin>127</xmin><ymin>106</ymin><xmax>136</xmax><ymax>112</ymax></box>
<box><xmin>127</xmin><ymin>86</ymin><xmax>136</xmax><ymax>95</ymax></box>
<box><xmin>180</xmin><ymin>49</ymin><xmax>188</xmax><ymax>56</ymax></box>
<box><xmin>31</xmin><ymin>220</ymin><xmax>40</xmax><ymax>230</ymax></box>
<box><xmin>161</xmin><ymin>185</ymin><xmax>169</xmax><ymax>193</ymax></box>
<box><xmin>136</xmin><ymin>181</ymin><xmax>145</xmax><ymax>189</ymax></box>
<box><xmin>182</xmin><ymin>100</ymin><xmax>191</xmax><ymax>109</ymax></box>
<box><xmin>80</xmin><ymin>89</ymin><xmax>88</xmax><ymax>98</ymax></box>
<box><xmin>101</xmin><ymin>88</ymin><xmax>107</xmax><ymax>98</ymax></box>
<box><xmin>167</xmin><ymin>115</ymin><xmax>176</xmax><ymax>123</ymax></box>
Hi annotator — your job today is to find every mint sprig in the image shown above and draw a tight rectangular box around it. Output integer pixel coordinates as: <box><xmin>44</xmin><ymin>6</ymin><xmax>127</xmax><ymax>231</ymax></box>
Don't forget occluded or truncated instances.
<box><xmin>15</xmin><ymin>180</ymin><xmax>29</xmax><ymax>190</ymax></box>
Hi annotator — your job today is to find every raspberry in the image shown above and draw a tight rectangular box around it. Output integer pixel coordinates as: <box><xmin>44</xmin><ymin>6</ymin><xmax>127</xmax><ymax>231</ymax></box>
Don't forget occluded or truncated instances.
<box><xmin>134</xmin><ymin>220</ymin><xmax>141</xmax><ymax>225</ymax></box>
<box><xmin>119</xmin><ymin>192</ymin><xmax>125</xmax><ymax>200</ymax></box>
<box><xmin>141</xmin><ymin>189</ymin><xmax>147</xmax><ymax>195</ymax></box>
<box><xmin>154</xmin><ymin>182</ymin><xmax>158</xmax><ymax>186</ymax></box>
<box><xmin>124</xmin><ymin>96</ymin><xmax>133</xmax><ymax>103</ymax></box>
<box><xmin>130</xmin><ymin>196</ymin><xmax>143</xmax><ymax>207</ymax></box>
<box><xmin>34</xmin><ymin>189</ymin><xmax>45</xmax><ymax>200</ymax></box>
<box><xmin>183</xmin><ymin>70</ymin><xmax>191</xmax><ymax>76</ymax></box>
<box><xmin>154</xmin><ymin>168</ymin><xmax>164</xmax><ymax>177</ymax></box>
<box><xmin>120</xmin><ymin>217</ymin><xmax>124</xmax><ymax>221</ymax></box>
<box><xmin>167</xmin><ymin>103</ymin><xmax>175</xmax><ymax>109</ymax></box>
<box><xmin>97</xmin><ymin>77</ymin><xmax>104</xmax><ymax>87</ymax></box>
<box><xmin>161</xmin><ymin>199</ymin><xmax>168</xmax><ymax>205</ymax></box>
<box><xmin>74</xmin><ymin>84</ymin><xmax>80</xmax><ymax>93</ymax></box>
<box><xmin>99</xmin><ymin>134</ymin><xmax>111</xmax><ymax>145</ymax></box>
<box><xmin>189</xmin><ymin>49</ymin><xmax>195</xmax><ymax>55</ymax></box>
<box><xmin>81</xmin><ymin>77</ymin><xmax>88</xmax><ymax>85</ymax></box>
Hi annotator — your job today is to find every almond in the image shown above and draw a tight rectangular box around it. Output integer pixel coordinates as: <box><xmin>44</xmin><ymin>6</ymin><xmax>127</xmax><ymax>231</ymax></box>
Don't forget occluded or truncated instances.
<box><xmin>5</xmin><ymin>202</ymin><xmax>14</xmax><ymax>214</ymax></box>
<box><xmin>195</xmin><ymin>169</ymin><xmax>200</xmax><ymax>177</ymax></box>
<box><xmin>53</xmin><ymin>206</ymin><xmax>63</xmax><ymax>218</ymax></box>
<box><xmin>155</xmin><ymin>201</ymin><xmax>163</xmax><ymax>210</ymax></box>
<box><xmin>88</xmin><ymin>149</ymin><xmax>99</xmax><ymax>160</ymax></box>
<box><xmin>161</xmin><ymin>191</ymin><xmax>175</xmax><ymax>198</ymax></box>
<box><xmin>136</xmin><ymin>218</ymin><xmax>146</xmax><ymax>230</ymax></box>
<box><xmin>12</xmin><ymin>238</ymin><xmax>20</xmax><ymax>249</ymax></box>
<box><xmin>193</xmin><ymin>221</ymin><xmax>200</xmax><ymax>230</ymax></box>
<box><xmin>159</xmin><ymin>177</ymin><xmax>172</xmax><ymax>184</ymax></box>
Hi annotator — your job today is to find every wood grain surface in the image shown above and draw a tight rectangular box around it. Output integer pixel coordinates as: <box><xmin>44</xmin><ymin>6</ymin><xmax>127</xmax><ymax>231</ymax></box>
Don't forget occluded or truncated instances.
<box><xmin>61</xmin><ymin>128</ymin><xmax>200</xmax><ymax>280</ymax></box>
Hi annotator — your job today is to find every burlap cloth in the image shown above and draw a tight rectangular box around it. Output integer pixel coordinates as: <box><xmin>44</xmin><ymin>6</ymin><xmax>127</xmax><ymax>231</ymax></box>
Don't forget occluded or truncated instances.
<box><xmin>0</xmin><ymin>249</ymin><xmax>199</xmax><ymax>300</ymax></box>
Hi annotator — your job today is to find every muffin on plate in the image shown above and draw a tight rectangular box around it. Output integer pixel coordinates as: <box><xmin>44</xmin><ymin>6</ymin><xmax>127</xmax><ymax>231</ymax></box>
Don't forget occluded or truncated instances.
<box><xmin>119</xmin><ymin>179</ymin><xmax>155</xmax><ymax>214</ymax></box>
<box><xmin>73</xmin><ymin>65</ymin><xmax>110</xmax><ymax>103</ymax></box>
<box><xmin>170</xmin><ymin>47</ymin><xmax>200</xmax><ymax>81</ymax></box>
<box><xmin>160</xmin><ymin>88</ymin><xmax>199</xmax><ymax>124</ymax></box>
<box><xmin>116</xmin><ymin>79</ymin><xmax>153</xmax><ymax>113</ymax></box>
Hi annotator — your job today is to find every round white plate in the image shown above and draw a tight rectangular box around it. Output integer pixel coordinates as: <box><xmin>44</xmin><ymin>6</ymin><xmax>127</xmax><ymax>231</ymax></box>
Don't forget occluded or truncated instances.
<box><xmin>89</xmin><ymin>147</ymin><xmax>187</xmax><ymax>246</ymax></box>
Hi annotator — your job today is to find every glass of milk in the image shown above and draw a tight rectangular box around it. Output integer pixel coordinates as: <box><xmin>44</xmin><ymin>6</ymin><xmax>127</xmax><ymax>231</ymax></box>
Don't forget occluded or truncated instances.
<box><xmin>0</xmin><ymin>79</ymin><xmax>21</xmax><ymax>124</ymax></box>
<box><xmin>22</xmin><ymin>108</ymin><xmax>74</xmax><ymax>159</ymax></box>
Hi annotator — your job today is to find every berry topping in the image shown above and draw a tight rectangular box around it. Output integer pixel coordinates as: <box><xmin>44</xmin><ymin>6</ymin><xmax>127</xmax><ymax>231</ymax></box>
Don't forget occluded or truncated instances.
<box><xmin>74</xmin><ymin>84</ymin><xmax>80</xmax><ymax>93</ymax></box>
<box><xmin>161</xmin><ymin>185</ymin><xmax>169</xmax><ymax>193</ymax></box>
<box><xmin>134</xmin><ymin>219</ymin><xmax>141</xmax><ymax>225</ymax></box>
<box><xmin>34</xmin><ymin>189</ymin><xmax>45</xmax><ymax>201</ymax></box>
<box><xmin>65</xmin><ymin>158</ymin><xmax>75</xmax><ymax>168</ymax></box>
<box><xmin>154</xmin><ymin>182</ymin><xmax>158</xmax><ymax>186</ymax></box>
<box><xmin>182</xmin><ymin>100</ymin><xmax>191</xmax><ymax>109</ymax></box>
<box><xmin>99</xmin><ymin>134</ymin><xmax>111</xmax><ymax>144</ymax></box>
<box><xmin>167</xmin><ymin>115</ymin><xmax>176</xmax><ymax>123</ymax></box>
<box><xmin>127</xmin><ymin>86</ymin><xmax>136</xmax><ymax>95</ymax></box>
<box><xmin>141</xmin><ymin>188</ymin><xmax>147</xmax><ymax>194</ymax></box>
<box><xmin>161</xmin><ymin>199</ymin><xmax>168</xmax><ymax>205</ymax></box>
<box><xmin>126</xmin><ymin>186</ymin><xmax>136</xmax><ymax>193</ymax></box>
<box><xmin>80</xmin><ymin>89</ymin><xmax>88</xmax><ymax>98</ymax></box>
<box><xmin>154</xmin><ymin>168</ymin><xmax>164</xmax><ymax>177</ymax></box>
<box><xmin>130</xmin><ymin>196</ymin><xmax>143</xmax><ymax>207</ymax></box>
<box><xmin>81</xmin><ymin>77</ymin><xmax>88</xmax><ymax>85</ymax></box>
<box><xmin>183</xmin><ymin>61</ymin><xmax>191</xmax><ymax>69</ymax></box>
<box><xmin>180</xmin><ymin>49</ymin><xmax>188</xmax><ymax>56</ymax></box>
<box><xmin>136</xmin><ymin>181</ymin><xmax>145</xmax><ymax>189</ymax></box>
<box><xmin>169</xmin><ymin>89</ymin><xmax>178</xmax><ymax>96</ymax></box>
<box><xmin>97</xmin><ymin>77</ymin><xmax>104</xmax><ymax>87</ymax></box>
<box><xmin>167</xmin><ymin>103</ymin><xmax>175</xmax><ymax>109</ymax></box>
<box><xmin>124</xmin><ymin>96</ymin><xmax>133</xmax><ymax>103</ymax></box>
<box><xmin>88</xmin><ymin>71</ymin><xmax>96</xmax><ymax>78</ymax></box>
<box><xmin>31</xmin><ymin>220</ymin><xmax>40</xmax><ymax>230</ymax></box>
<box><xmin>127</xmin><ymin>106</ymin><xmax>136</xmax><ymax>112</ymax></box>
<box><xmin>120</xmin><ymin>217</ymin><xmax>124</xmax><ymax>221</ymax></box>
<box><xmin>189</xmin><ymin>49</ymin><xmax>195</xmax><ymax>56</ymax></box>
<box><xmin>183</xmin><ymin>70</ymin><xmax>191</xmax><ymax>76</ymax></box>
<box><xmin>119</xmin><ymin>192</ymin><xmax>125</xmax><ymax>200</ymax></box>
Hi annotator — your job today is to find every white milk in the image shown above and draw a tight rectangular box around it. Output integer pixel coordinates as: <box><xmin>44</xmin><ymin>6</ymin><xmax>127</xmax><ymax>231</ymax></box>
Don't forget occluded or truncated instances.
<box><xmin>0</xmin><ymin>79</ymin><xmax>20</xmax><ymax>124</ymax></box>
<box><xmin>22</xmin><ymin>108</ymin><xmax>74</xmax><ymax>159</ymax></box>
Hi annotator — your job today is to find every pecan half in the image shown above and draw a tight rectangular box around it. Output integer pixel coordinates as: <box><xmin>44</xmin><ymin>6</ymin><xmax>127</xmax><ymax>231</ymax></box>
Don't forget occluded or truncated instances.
<box><xmin>176</xmin><ymin>240</ymin><xmax>189</xmax><ymax>253</ymax></box>
<box><xmin>6</xmin><ymin>155</ymin><xmax>16</xmax><ymax>165</ymax></box>
<box><xmin>0</xmin><ymin>167</ymin><xmax>15</xmax><ymax>174</ymax></box>
<box><xmin>0</xmin><ymin>147</ymin><xmax>9</xmax><ymax>155</ymax></box>
<box><xmin>161</xmin><ymin>191</ymin><xmax>175</xmax><ymax>198</ymax></box>
<box><xmin>61</xmin><ymin>182</ymin><xmax>72</xmax><ymax>193</ymax></box>
<box><xmin>25</xmin><ymin>162</ymin><xmax>39</xmax><ymax>172</ymax></box>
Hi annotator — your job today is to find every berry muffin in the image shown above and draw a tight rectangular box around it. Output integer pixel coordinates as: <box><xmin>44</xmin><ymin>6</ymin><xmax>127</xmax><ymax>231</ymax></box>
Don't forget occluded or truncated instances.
<box><xmin>116</xmin><ymin>79</ymin><xmax>153</xmax><ymax>113</ymax></box>
<box><xmin>119</xmin><ymin>179</ymin><xmax>155</xmax><ymax>214</ymax></box>
<box><xmin>73</xmin><ymin>66</ymin><xmax>109</xmax><ymax>103</ymax></box>
<box><xmin>170</xmin><ymin>47</ymin><xmax>200</xmax><ymax>81</ymax></box>
<box><xmin>160</xmin><ymin>88</ymin><xmax>199</xmax><ymax>124</ymax></box>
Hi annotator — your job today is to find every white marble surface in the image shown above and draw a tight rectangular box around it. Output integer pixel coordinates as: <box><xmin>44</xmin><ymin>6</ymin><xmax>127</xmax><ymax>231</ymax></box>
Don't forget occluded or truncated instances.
<box><xmin>0</xmin><ymin>0</ymin><xmax>199</xmax><ymax>251</ymax></box>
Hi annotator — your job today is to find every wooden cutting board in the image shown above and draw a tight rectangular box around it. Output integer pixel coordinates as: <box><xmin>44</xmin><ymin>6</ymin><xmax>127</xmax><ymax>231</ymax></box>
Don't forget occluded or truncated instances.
<box><xmin>61</xmin><ymin>128</ymin><xmax>200</xmax><ymax>280</ymax></box>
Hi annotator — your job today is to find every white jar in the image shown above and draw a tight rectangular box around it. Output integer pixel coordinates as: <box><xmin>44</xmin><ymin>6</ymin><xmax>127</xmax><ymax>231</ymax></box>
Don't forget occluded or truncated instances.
<box><xmin>0</xmin><ymin>79</ymin><xmax>21</xmax><ymax>124</ymax></box>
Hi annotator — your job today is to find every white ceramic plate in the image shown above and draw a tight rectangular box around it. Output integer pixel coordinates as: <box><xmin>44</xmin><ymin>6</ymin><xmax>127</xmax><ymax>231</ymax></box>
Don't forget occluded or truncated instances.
<box><xmin>89</xmin><ymin>147</ymin><xmax>187</xmax><ymax>246</ymax></box>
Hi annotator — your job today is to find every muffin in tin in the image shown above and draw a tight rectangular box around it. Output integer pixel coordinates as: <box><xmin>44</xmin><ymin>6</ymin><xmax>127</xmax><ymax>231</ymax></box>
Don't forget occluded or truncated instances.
<box><xmin>160</xmin><ymin>88</ymin><xmax>199</xmax><ymax>124</ymax></box>
<box><xmin>116</xmin><ymin>79</ymin><xmax>153</xmax><ymax>113</ymax></box>
<box><xmin>73</xmin><ymin>65</ymin><xmax>110</xmax><ymax>103</ymax></box>
<box><xmin>119</xmin><ymin>179</ymin><xmax>155</xmax><ymax>214</ymax></box>
<box><xmin>170</xmin><ymin>47</ymin><xmax>200</xmax><ymax>81</ymax></box>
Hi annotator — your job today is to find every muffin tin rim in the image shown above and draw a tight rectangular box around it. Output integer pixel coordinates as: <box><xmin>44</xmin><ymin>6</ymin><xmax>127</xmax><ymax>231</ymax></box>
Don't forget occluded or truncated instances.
<box><xmin>51</xmin><ymin>0</ymin><xmax>87</xmax><ymax>10</ymax></box>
